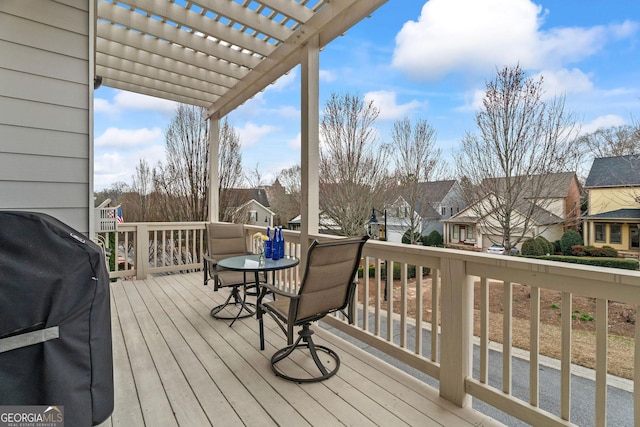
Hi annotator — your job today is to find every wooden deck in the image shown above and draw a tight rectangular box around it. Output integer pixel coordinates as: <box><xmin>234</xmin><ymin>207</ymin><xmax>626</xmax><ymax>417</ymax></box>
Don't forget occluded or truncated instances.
<box><xmin>98</xmin><ymin>272</ymin><xmax>503</xmax><ymax>427</ymax></box>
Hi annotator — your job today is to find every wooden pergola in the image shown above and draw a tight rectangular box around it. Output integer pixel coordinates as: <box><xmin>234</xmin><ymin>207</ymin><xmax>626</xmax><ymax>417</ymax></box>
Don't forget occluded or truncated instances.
<box><xmin>96</xmin><ymin>0</ymin><xmax>387</xmax><ymax>253</ymax></box>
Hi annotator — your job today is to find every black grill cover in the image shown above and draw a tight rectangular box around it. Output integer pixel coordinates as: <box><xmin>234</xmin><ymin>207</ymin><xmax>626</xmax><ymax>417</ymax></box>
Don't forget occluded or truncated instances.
<box><xmin>0</xmin><ymin>212</ymin><xmax>113</xmax><ymax>426</ymax></box>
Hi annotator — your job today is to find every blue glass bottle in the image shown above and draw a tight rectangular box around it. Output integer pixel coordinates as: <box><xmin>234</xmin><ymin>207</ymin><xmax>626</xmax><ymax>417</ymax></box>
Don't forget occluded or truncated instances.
<box><xmin>272</xmin><ymin>227</ymin><xmax>281</xmax><ymax>260</ymax></box>
<box><xmin>265</xmin><ymin>226</ymin><xmax>272</xmax><ymax>258</ymax></box>
<box><xmin>279</xmin><ymin>226</ymin><xmax>285</xmax><ymax>258</ymax></box>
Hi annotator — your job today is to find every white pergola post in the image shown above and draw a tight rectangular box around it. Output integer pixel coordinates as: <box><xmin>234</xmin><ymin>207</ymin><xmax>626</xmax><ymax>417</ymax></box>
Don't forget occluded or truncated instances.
<box><xmin>300</xmin><ymin>34</ymin><xmax>320</xmax><ymax>269</ymax></box>
<box><xmin>208</xmin><ymin>118</ymin><xmax>220</xmax><ymax>223</ymax></box>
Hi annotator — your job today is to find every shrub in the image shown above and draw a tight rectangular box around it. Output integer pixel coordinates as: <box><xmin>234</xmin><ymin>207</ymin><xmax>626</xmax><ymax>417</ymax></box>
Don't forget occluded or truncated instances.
<box><xmin>535</xmin><ymin>236</ymin><xmax>554</xmax><ymax>255</ymax></box>
<box><xmin>560</xmin><ymin>230</ymin><xmax>583</xmax><ymax>255</ymax></box>
<box><xmin>572</xmin><ymin>245</ymin><xmax>619</xmax><ymax>258</ymax></box>
<box><xmin>402</xmin><ymin>229</ymin><xmax>422</xmax><ymax>244</ymax></box>
<box><xmin>584</xmin><ymin>245</ymin><xmax>603</xmax><ymax>257</ymax></box>
<box><xmin>553</xmin><ymin>240</ymin><xmax>562</xmax><ymax>254</ymax></box>
<box><xmin>601</xmin><ymin>245</ymin><xmax>618</xmax><ymax>258</ymax></box>
<box><xmin>424</xmin><ymin>230</ymin><xmax>443</xmax><ymax>247</ymax></box>
<box><xmin>528</xmin><ymin>255</ymin><xmax>639</xmax><ymax>270</ymax></box>
<box><xmin>571</xmin><ymin>245</ymin><xmax>586</xmax><ymax>256</ymax></box>
<box><xmin>522</xmin><ymin>238</ymin><xmax>545</xmax><ymax>256</ymax></box>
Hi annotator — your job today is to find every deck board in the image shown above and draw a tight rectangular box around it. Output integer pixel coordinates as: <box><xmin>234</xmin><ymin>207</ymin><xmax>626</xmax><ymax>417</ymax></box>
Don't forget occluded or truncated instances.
<box><xmin>100</xmin><ymin>272</ymin><xmax>504</xmax><ymax>427</ymax></box>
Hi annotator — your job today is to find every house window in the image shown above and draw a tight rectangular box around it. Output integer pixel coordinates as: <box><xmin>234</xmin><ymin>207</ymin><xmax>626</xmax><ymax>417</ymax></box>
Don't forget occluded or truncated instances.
<box><xmin>249</xmin><ymin>210</ymin><xmax>258</xmax><ymax>223</ymax></box>
<box><xmin>595</xmin><ymin>224</ymin><xmax>605</xmax><ymax>242</ymax></box>
<box><xmin>440</xmin><ymin>206</ymin><xmax>446</xmax><ymax>216</ymax></box>
<box><xmin>610</xmin><ymin>224</ymin><xmax>622</xmax><ymax>244</ymax></box>
<box><xmin>467</xmin><ymin>227</ymin><xmax>474</xmax><ymax>240</ymax></box>
<box><xmin>453</xmin><ymin>225</ymin><xmax>459</xmax><ymax>239</ymax></box>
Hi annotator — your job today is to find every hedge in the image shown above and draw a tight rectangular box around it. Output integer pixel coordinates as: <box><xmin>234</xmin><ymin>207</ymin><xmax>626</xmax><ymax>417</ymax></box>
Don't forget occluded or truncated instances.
<box><xmin>524</xmin><ymin>255</ymin><xmax>639</xmax><ymax>270</ymax></box>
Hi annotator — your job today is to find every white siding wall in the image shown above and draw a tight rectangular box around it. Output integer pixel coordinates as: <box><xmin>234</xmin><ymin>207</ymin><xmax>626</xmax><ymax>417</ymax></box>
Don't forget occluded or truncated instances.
<box><xmin>0</xmin><ymin>0</ymin><xmax>92</xmax><ymax>234</ymax></box>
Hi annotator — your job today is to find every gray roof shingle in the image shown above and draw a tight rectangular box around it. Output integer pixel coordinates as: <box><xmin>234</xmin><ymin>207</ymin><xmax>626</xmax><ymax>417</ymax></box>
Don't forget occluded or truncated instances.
<box><xmin>585</xmin><ymin>154</ymin><xmax>640</xmax><ymax>188</ymax></box>
<box><xmin>582</xmin><ymin>208</ymin><xmax>640</xmax><ymax>220</ymax></box>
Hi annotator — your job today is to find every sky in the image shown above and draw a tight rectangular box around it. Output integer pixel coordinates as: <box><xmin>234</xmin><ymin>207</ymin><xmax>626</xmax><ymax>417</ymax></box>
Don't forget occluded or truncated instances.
<box><xmin>93</xmin><ymin>0</ymin><xmax>640</xmax><ymax>190</ymax></box>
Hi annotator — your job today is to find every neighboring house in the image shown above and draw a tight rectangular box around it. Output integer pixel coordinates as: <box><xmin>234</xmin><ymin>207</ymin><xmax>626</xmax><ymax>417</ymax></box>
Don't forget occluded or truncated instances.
<box><xmin>582</xmin><ymin>155</ymin><xmax>640</xmax><ymax>254</ymax></box>
<box><xmin>221</xmin><ymin>188</ymin><xmax>275</xmax><ymax>227</ymax></box>
<box><xmin>379</xmin><ymin>180</ymin><xmax>467</xmax><ymax>243</ymax></box>
<box><xmin>287</xmin><ymin>215</ymin><xmax>301</xmax><ymax>231</ymax></box>
<box><xmin>444</xmin><ymin>172</ymin><xmax>581</xmax><ymax>250</ymax></box>
<box><xmin>381</xmin><ymin>196</ymin><xmax>422</xmax><ymax>243</ymax></box>
<box><xmin>414</xmin><ymin>180</ymin><xmax>466</xmax><ymax>236</ymax></box>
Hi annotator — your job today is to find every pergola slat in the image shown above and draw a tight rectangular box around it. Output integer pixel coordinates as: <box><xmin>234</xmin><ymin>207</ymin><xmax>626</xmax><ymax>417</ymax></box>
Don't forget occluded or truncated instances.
<box><xmin>98</xmin><ymin>1</ymin><xmax>260</xmax><ymax>69</ymax></box>
<box><xmin>96</xmin><ymin>39</ymin><xmax>237</xmax><ymax>89</ymax></box>
<box><xmin>95</xmin><ymin>0</ymin><xmax>385</xmax><ymax>118</ymax></box>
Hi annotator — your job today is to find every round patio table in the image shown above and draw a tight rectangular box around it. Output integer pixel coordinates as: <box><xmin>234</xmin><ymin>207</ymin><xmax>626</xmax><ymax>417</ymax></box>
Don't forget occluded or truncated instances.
<box><xmin>216</xmin><ymin>255</ymin><xmax>300</xmax><ymax>325</ymax></box>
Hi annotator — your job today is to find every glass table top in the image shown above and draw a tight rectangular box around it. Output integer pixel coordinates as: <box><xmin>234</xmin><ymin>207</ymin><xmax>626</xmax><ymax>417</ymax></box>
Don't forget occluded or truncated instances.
<box><xmin>217</xmin><ymin>254</ymin><xmax>299</xmax><ymax>272</ymax></box>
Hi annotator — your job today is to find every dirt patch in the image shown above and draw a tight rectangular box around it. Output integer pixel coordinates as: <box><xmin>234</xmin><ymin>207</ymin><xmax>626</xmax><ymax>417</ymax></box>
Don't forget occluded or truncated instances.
<box><xmin>358</xmin><ymin>275</ymin><xmax>636</xmax><ymax>379</ymax></box>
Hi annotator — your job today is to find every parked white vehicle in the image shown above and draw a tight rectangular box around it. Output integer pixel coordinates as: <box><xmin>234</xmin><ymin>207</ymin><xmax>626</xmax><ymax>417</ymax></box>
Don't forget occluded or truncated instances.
<box><xmin>486</xmin><ymin>244</ymin><xmax>519</xmax><ymax>255</ymax></box>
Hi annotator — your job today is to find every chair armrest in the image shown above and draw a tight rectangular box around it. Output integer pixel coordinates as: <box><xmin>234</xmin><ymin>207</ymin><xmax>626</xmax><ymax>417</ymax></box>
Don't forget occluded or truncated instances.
<box><xmin>203</xmin><ymin>254</ymin><xmax>219</xmax><ymax>288</ymax></box>
<box><xmin>258</xmin><ymin>283</ymin><xmax>299</xmax><ymax>299</ymax></box>
<box><xmin>203</xmin><ymin>254</ymin><xmax>218</xmax><ymax>266</ymax></box>
<box><xmin>257</xmin><ymin>283</ymin><xmax>299</xmax><ymax>308</ymax></box>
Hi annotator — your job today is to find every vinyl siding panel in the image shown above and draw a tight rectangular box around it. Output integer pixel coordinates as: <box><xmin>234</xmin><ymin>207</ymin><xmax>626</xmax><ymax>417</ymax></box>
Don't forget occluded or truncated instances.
<box><xmin>0</xmin><ymin>153</ymin><xmax>87</xmax><ymax>183</ymax></box>
<box><xmin>0</xmin><ymin>11</ymin><xmax>88</xmax><ymax>60</ymax></box>
<box><xmin>3</xmin><ymin>182</ymin><xmax>88</xmax><ymax>208</ymax></box>
<box><xmin>0</xmin><ymin>125</ymin><xmax>88</xmax><ymax>158</ymax></box>
<box><xmin>0</xmin><ymin>97</ymin><xmax>88</xmax><ymax>135</ymax></box>
<box><xmin>0</xmin><ymin>39</ymin><xmax>87</xmax><ymax>85</ymax></box>
<box><xmin>0</xmin><ymin>68</ymin><xmax>88</xmax><ymax>109</ymax></box>
<box><xmin>0</xmin><ymin>1</ymin><xmax>91</xmax><ymax>234</ymax></box>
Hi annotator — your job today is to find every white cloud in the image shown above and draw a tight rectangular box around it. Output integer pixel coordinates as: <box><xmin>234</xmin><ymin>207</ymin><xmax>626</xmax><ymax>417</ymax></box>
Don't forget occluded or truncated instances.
<box><xmin>232</xmin><ymin>92</ymin><xmax>300</xmax><ymax>121</ymax></box>
<box><xmin>364</xmin><ymin>90</ymin><xmax>422</xmax><ymax>120</ymax></box>
<box><xmin>392</xmin><ymin>0</ymin><xmax>638</xmax><ymax>80</ymax></box>
<box><xmin>459</xmin><ymin>89</ymin><xmax>486</xmax><ymax>112</ymax></box>
<box><xmin>458</xmin><ymin>68</ymin><xmax>594</xmax><ymax>112</ymax></box>
<box><xmin>94</xmin><ymin>90</ymin><xmax>178</xmax><ymax>117</ymax></box>
<box><xmin>320</xmin><ymin>69</ymin><xmax>337</xmax><ymax>82</ymax></box>
<box><xmin>94</xmin><ymin>98</ymin><xmax>118</xmax><ymax>115</ymax></box>
<box><xmin>269</xmin><ymin>70</ymin><xmax>297</xmax><ymax>92</ymax></box>
<box><xmin>236</xmin><ymin>123</ymin><xmax>279</xmax><ymax>147</ymax></box>
<box><xmin>288</xmin><ymin>133</ymin><xmax>301</xmax><ymax>149</ymax></box>
<box><xmin>113</xmin><ymin>91</ymin><xmax>178</xmax><ymax>113</ymax></box>
<box><xmin>273</xmin><ymin>105</ymin><xmax>300</xmax><ymax>119</ymax></box>
<box><xmin>95</xmin><ymin>127</ymin><xmax>164</xmax><ymax>148</ymax></box>
<box><xmin>94</xmin><ymin>146</ymin><xmax>166</xmax><ymax>190</ymax></box>
<box><xmin>580</xmin><ymin>114</ymin><xmax>627</xmax><ymax>135</ymax></box>
<box><xmin>536</xmin><ymin>68</ymin><xmax>593</xmax><ymax>98</ymax></box>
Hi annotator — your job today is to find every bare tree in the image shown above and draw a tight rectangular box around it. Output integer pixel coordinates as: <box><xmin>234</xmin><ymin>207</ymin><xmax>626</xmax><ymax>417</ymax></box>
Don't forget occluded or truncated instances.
<box><xmin>125</xmin><ymin>158</ymin><xmax>154</xmax><ymax>221</ymax></box>
<box><xmin>218</xmin><ymin>118</ymin><xmax>244</xmax><ymax>222</ymax></box>
<box><xmin>268</xmin><ymin>165</ymin><xmax>301</xmax><ymax>226</ymax></box>
<box><xmin>151</xmin><ymin>108</ymin><xmax>243</xmax><ymax>222</ymax></box>
<box><xmin>319</xmin><ymin>93</ymin><xmax>389</xmax><ymax>236</ymax></box>
<box><xmin>245</xmin><ymin>163</ymin><xmax>265</xmax><ymax>188</ymax></box>
<box><xmin>94</xmin><ymin>181</ymin><xmax>130</xmax><ymax>207</ymax></box>
<box><xmin>578</xmin><ymin>125</ymin><xmax>640</xmax><ymax>159</ymax></box>
<box><xmin>456</xmin><ymin>64</ymin><xmax>581</xmax><ymax>251</ymax></box>
<box><xmin>390</xmin><ymin>117</ymin><xmax>442</xmax><ymax>244</ymax></box>
<box><xmin>153</xmin><ymin>104</ymin><xmax>209</xmax><ymax>221</ymax></box>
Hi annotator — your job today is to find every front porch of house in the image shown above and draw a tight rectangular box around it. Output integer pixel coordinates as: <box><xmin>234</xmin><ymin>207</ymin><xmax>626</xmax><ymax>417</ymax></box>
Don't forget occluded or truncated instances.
<box><xmin>99</xmin><ymin>272</ymin><xmax>500</xmax><ymax>426</ymax></box>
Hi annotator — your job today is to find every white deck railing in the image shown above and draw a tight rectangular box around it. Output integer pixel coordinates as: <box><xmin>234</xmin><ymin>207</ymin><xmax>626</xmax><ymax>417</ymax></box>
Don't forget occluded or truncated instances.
<box><xmin>97</xmin><ymin>222</ymin><xmax>640</xmax><ymax>426</ymax></box>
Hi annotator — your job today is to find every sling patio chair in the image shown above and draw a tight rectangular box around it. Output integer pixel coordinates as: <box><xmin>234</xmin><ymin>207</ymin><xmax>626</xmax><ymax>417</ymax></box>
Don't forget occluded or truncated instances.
<box><xmin>257</xmin><ymin>235</ymin><xmax>368</xmax><ymax>382</ymax></box>
<box><xmin>203</xmin><ymin>222</ymin><xmax>263</xmax><ymax>326</ymax></box>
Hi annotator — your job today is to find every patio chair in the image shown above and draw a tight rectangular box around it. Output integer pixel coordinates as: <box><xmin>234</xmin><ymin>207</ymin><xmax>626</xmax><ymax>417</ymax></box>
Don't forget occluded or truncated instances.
<box><xmin>203</xmin><ymin>223</ymin><xmax>262</xmax><ymax>325</ymax></box>
<box><xmin>257</xmin><ymin>235</ymin><xmax>368</xmax><ymax>382</ymax></box>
